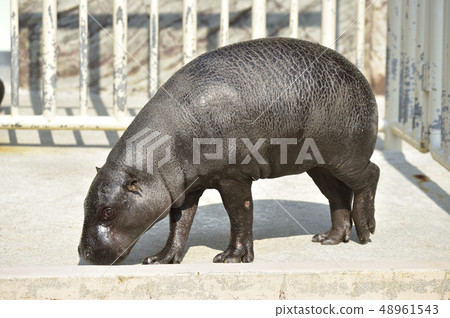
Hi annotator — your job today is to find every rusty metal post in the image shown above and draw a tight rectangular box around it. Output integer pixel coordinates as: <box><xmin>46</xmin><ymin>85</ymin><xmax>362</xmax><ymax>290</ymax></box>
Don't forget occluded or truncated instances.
<box><xmin>427</xmin><ymin>0</ymin><xmax>444</xmax><ymax>153</ymax></box>
<box><xmin>113</xmin><ymin>0</ymin><xmax>128</xmax><ymax>120</ymax></box>
<box><xmin>183</xmin><ymin>0</ymin><xmax>197</xmax><ymax>65</ymax></box>
<box><xmin>42</xmin><ymin>0</ymin><xmax>57</xmax><ymax>120</ymax></box>
<box><xmin>413</xmin><ymin>0</ymin><xmax>428</xmax><ymax>146</ymax></box>
<box><xmin>385</xmin><ymin>0</ymin><xmax>402</xmax><ymax>151</ymax></box>
<box><xmin>149</xmin><ymin>0</ymin><xmax>159</xmax><ymax>97</ymax></box>
<box><xmin>444</xmin><ymin>0</ymin><xmax>450</xmax><ymax>167</ymax></box>
<box><xmin>10</xmin><ymin>0</ymin><xmax>19</xmax><ymax>117</ymax></box>
<box><xmin>399</xmin><ymin>0</ymin><xmax>417</xmax><ymax>138</ymax></box>
<box><xmin>79</xmin><ymin>0</ymin><xmax>88</xmax><ymax>116</ymax></box>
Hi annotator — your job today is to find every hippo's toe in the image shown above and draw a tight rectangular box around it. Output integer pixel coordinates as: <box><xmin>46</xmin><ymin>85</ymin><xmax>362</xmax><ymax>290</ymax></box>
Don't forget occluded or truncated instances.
<box><xmin>312</xmin><ymin>226</ymin><xmax>351</xmax><ymax>245</ymax></box>
<box><xmin>213</xmin><ymin>242</ymin><xmax>254</xmax><ymax>263</ymax></box>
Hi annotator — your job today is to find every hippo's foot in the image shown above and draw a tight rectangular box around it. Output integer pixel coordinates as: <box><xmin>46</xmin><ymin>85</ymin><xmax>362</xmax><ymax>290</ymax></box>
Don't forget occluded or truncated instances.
<box><xmin>353</xmin><ymin>190</ymin><xmax>377</xmax><ymax>244</ymax></box>
<box><xmin>311</xmin><ymin>227</ymin><xmax>351</xmax><ymax>245</ymax></box>
<box><xmin>213</xmin><ymin>242</ymin><xmax>254</xmax><ymax>263</ymax></box>
<box><xmin>343</xmin><ymin>162</ymin><xmax>379</xmax><ymax>244</ymax></box>
<box><xmin>307</xmin><ymin>168</ymin><xmax>353</xmax><ymax>245</ymax></box>
<box><xmin>354</xmin><ymin>216</ymin><xmax>376</xmax><ymax>245</ymax></box>
<box><xmin>142</xmin><ymin>249</ymin><xmax>183</xmax><ymax>265</ymax></box>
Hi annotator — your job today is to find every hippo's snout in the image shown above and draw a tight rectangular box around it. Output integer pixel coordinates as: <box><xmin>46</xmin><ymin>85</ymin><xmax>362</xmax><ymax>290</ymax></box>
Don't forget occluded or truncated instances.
<box><xmin>78</xmin><ymin>240</ymin><xmax>127</xmax><ymax>265</ymax></box>
<box><xmin>78</xmin><ymin>225</ymin><xmax>129</xmax><ymax>265</ymax></box>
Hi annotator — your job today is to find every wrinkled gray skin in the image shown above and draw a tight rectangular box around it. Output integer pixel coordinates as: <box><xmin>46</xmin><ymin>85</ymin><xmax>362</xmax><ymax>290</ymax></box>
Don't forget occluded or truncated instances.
<box><xmin>79</xmin><ymin>38</ymin><xmax>379</xmax><ymax>265</ymax></box>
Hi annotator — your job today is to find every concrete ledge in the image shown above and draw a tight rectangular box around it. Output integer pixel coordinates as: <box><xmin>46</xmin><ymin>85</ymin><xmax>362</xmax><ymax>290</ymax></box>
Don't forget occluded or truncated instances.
<box><xmin>1</xmin><ymin>262</ymin><xmax>448</xmax><ymax>300</ymax></box>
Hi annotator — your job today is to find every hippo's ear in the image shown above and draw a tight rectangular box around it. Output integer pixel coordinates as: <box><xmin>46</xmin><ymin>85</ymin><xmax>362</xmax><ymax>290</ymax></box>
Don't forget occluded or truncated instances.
<box><xmin>96</xmin><ymin>166</ymin><xmax>100</xmax><ymax>172</ymax></box>
<box><xmin>127</xmin><ymin>179</ymin><xmax>140</xmax><ymax>193</ymax></box>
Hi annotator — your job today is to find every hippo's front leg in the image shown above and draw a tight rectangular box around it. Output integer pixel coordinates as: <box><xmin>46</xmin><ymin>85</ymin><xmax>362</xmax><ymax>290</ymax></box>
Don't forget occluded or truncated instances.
<box><xmin>214</xmin><ymin>179</ymin><xmax>254</xmax><ymax>263</ymax></box>
<box><xmin>143</xmin><ymin>190</ymin><xmax>203</xmax><ymax>264</ymax></box>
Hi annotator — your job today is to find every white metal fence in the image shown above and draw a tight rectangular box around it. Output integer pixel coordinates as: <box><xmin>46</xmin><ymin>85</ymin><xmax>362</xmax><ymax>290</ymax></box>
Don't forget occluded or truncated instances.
<box><xmin>4</xmin><ymin>0</ymin><xmax>450</xmax><ymax>172</ymax></box>
<box><xmin>385</xmin><ymin>0</ymin><xmax>450</xmax><ymax>171</ymax></box>
<box><xmin>1</xmin><ymin>0</ymin><xmax>366</xmax><ymax>131</ymax></box>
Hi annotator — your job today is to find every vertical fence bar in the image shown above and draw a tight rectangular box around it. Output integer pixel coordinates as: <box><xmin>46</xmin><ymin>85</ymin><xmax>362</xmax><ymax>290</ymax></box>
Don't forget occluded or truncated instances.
<box><xmin>399</xmin><ymin>0</ymin><xmax>407</xmax><ymax>127</ymax></box>
<box><xmin>79</xmin><ymin>0</ymin><xmax>88</xmax><ymax>116</ymax></box>
<box><xmin>183</xmin><ymin>0</ymin><xmax>197</xmax><ymax>65</ymax></box>
<box><xmin>413</xmin><ymin>0</ymin><xmax>427</xmax><ymax>147</ymax></box>
<box><xmin>252</xmin><ymin>0</ymin><xmax>266</xmax><ymax>39</ymax></box>
<box><xmin>113</xmin><ymin>0</ymin><xmax>127</xmax><ymax>120</ymax></box>
<box><xmin>149</xmin><ymin>0</ymin><xmax>159</xmax><ymax>97</ymax></box>
<box><xmin>42</xmin><ymin>0</ymin><xmax>57</xmax><ymax>120</ymax></box>
<box><xmin>427</xmin><ymin>0</ymin><xmax>444</xmax><ymax>152</ymax></box>
<box><xmin>321</xmin><ymin>0</ymin><xmax>336</xmax><ymax>49</ymax></box>
<box><xmin>355</xmin><ymin>0</ymin><xmax>365</xmax><ymax>71</ymax></box>
<box><xmin>289</xmin><ymin>0</ymin><xmax>298</xmax><ymax>38</ymax></box>
<box><xmin>444</xmin><ymin>0</ymin><xmax>450</xmax><ymax>165</ymax></box>
<box><xmin>10</xmin><ymin>0</ymin><xmax>19</xmax><ymax>117</ymax></box>
<box><xmin>400</xmin><ymin>0</ymin><xmax>417</xmax><ymax>137</ymax></box>
<box><xmin>219</xmin><ymin>0</ymin><xmax>229</xmax><ymax>46</ymax></box>
<box><xmin>385</xmin><ymin>0</ymin><xmax>402</xmax><ymax>150</ymax></box>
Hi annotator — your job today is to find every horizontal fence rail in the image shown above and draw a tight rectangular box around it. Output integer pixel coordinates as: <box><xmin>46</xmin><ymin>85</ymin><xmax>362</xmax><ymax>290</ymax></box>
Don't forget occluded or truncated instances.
<box><xmin>385</xmin><ymin>0</ymin><xmax>450</xmax><ymax>171</ymax></box>
<box><xmin>1</xmin><ymin>0</ymin><xmax>367</xmax><ymax>132</ymax></box>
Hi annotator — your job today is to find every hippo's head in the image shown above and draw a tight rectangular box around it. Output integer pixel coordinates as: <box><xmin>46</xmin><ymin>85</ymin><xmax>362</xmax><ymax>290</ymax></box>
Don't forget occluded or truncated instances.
<box><xmin>78</xmin><ymin>164</ymin><xmax>172</xmax><ymax>265</ymax></box>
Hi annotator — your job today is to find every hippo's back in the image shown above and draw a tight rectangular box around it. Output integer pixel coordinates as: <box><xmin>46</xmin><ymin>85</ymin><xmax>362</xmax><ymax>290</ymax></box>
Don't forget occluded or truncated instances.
<box><xmin>158</xmin><ymin>37</ymin><xmax>377</xmax><ymax>142</ymax></box>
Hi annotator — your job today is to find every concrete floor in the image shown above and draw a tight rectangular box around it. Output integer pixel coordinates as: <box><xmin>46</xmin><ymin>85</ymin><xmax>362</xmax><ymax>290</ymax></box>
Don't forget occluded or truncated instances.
<box><xmin>0</xmin><ymin>128</ymin><xmax>449</xmax><ymax>267</ymax></box>
<box><xmin>0</xmin><ymin>97</ymin><xmax>449</xmax><ymax>299</ymax></box>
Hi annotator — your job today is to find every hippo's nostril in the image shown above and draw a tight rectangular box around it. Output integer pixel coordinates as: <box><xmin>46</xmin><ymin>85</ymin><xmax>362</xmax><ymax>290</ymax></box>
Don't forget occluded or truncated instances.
<box><xmin>84</xmin><ymin>247</ymin><xmax>92</xmax><ymax>259</ymax></box>
<box><xmin>78</xmin><ymin>243</ymin><xmax>92</xmax><ymax>261</ymax></box>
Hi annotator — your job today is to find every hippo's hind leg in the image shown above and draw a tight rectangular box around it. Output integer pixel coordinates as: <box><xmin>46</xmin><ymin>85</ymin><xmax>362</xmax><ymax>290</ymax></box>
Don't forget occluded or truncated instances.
<box><xmin>214</xmin><ymin>179</ymin><xmax>254</xmax><ymax>263</ymax></box>
<box><xmin>143</xmin><ymin>190</ymin><xmax>204</xmax><ymax>264</ymax></box>
<box><xmin>307</xmin><ymin>167</ymin><xmax>353</xmax><ymax>244</ymax></box>
<box><xmin>333</xmin><ymin>161</ymin><xmax>380</xmax><ymax>244</ymax></box>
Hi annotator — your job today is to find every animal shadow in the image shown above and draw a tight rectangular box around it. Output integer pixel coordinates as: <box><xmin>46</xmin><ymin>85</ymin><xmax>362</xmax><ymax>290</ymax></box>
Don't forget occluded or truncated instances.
<box><xmin>115</xmin><ymin>199</ymin><xmax>359</xmax><ymax>265</ymax></box>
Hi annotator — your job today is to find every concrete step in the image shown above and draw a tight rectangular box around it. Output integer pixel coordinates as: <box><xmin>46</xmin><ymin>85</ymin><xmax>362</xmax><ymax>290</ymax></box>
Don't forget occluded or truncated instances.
<box><xmin>0</xmin><ymin>262</ymin><xmax>448</xmax><ymax>300</ymax></box>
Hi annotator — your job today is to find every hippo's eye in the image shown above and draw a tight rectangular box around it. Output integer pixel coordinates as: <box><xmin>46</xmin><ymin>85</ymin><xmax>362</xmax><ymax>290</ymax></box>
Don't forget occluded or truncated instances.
<box><xmin>101</xmin><ymin>207</ymin><xmax>116</xmax><ymax>221</ymax></box>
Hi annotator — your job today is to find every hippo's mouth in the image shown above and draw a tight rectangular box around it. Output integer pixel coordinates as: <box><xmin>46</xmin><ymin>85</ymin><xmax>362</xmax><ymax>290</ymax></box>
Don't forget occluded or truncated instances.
<box><xmin>78</xmin><ymin>230</ymin><xmax>137</xmax><ymax>265</ymax></box>
<box><xmin>78</xmin><ymin>243</ymin><xmax>132</xmax><ymax>265</ymax></box>
<box><xmin>78</xmin><ymin>222</ymin><xmax>141</xmax><ymax>265</ymax></box>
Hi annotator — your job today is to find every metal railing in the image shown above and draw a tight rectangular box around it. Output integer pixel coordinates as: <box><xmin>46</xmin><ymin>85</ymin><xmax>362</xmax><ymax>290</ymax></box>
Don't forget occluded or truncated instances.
<box><xmin>1</xmin><ymin>0</ymin><xmax>366</xmax><ymax>131</ymax></box>
<box><xmin>385</xmin><ymin>0</ymin><xmax>450</xmax><ymax>171</ymax></box>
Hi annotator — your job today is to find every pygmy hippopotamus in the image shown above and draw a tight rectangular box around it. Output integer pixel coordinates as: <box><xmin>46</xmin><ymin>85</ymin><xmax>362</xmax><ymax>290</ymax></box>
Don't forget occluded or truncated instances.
<box><xmin>79</xmin><ymin>37</ymin><xmax>380</xmax><ymax>265</ymax></box>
